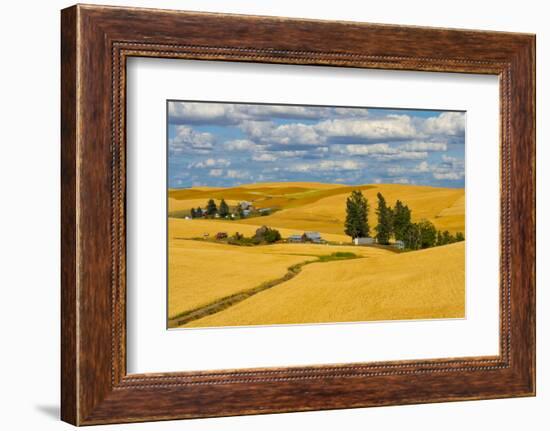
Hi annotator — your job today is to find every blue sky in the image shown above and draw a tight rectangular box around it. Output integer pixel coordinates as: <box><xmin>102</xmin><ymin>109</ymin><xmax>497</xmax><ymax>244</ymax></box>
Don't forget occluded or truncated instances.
<box><xmin>168</xmin><ymin>101</ymin><xmax>465</xmax><ymax>189</ymax></box>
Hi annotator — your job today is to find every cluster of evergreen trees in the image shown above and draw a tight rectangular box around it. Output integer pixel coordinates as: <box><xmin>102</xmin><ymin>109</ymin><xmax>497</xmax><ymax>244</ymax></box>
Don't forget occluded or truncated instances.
<box><xmin>190</xmin><ymin>198</ymin><xmax>233</xmax><ymax>219</ymax></box>
<box><xmin>344</xmin><ymin>190</ymin><xmax>464</xmax><ymax>250</ymax></box>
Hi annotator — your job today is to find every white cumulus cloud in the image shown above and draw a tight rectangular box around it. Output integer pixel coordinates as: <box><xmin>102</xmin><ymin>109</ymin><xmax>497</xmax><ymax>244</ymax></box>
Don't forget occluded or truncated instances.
<box><xmin>227</xmin><ymin>169</ymin><xmax>250</xmax><ymax>179</ymax></box>
<box><xmin>422</xmin><ymin>112</ymin><xmax>465</xmax><ymax>136</ymax></box>
<box><xmin>252</xmin><ymin>153</ymin><xmax>277</xmax><ymax>162</ymax></box>
<box><xmin>392</xmin><ymin>178</ymin><xmax>410</xmax><ymax>184</ymax></box>
<box><xmin>398</xmin><ymin>141</ymin><xmax>447</xmax><ymax>152</ymax></box>
<box><xmin>224</xmin><ymin>139</ymin><xmax>262</xmax><ymax>151</ymax></box>
<box><xmin>208</xmin><ymin>169</ymin><xmax>223</xmax><ymax>177</ymax></box>
<box><xmin>288</xmin><ymin>160</ymin><xmax>361</xmax><ymax>172</ymax></box>
<box><xmin>315</xmin><ymin>115</ymin><xmax>417</xmax><ymax>142</ymax></box>
<box><xmin>169</xmin><ymin>126</ymin><xmax>215</xmax><ymax>154</ymax></box>
<box><xmin>334</xmin><ymin>143</ymin><xmax>428</xmax><ymax>161</ymax></box>
<box><xmin>189</xmin><ymin>158</ymin><xmax>231</xmax><ymax>168</ymax></box>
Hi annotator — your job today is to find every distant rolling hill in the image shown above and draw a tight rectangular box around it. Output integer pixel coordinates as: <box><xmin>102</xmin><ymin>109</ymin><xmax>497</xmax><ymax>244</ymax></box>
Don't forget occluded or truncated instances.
<box><xmin>168</xmin><ymin>182</ymin><xmax>465</xmax><ymax>235</ymax></box>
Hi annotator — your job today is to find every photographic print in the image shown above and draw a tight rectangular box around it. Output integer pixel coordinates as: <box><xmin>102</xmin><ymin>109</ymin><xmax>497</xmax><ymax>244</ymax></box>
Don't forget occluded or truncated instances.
<box><xmin>167</xmin><ymin>101</ymin><xmax>465</xmax><ymax>329</ymax></box>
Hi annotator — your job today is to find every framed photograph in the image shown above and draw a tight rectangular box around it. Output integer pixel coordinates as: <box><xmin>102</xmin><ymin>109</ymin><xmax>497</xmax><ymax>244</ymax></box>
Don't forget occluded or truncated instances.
<box><xmin>61</xmin><ymin>4</ymin><xmax>535</xmax><ymax>425</ymax></box>
<box><xmin>165</xmin><ymin>100</ymin><xmax>467</xmax><ymax>330</ymax></box>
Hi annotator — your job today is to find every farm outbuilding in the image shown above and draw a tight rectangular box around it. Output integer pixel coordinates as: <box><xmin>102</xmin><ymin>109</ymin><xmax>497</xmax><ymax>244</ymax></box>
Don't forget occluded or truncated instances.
<box><xmin>393</xmin><ymin>240</ymin><xmax>405</xmax><ymax>250</ymax></box>
<box><xmin>304</xmin><ymin>232</ymin><xmax>323</xmax><ymax>243</ymax></box>
<box><xmin>287</xmin><ymin>232</ymin><xmax>324</xmax><ymax>243</ymax></box>
<box><xmin>288</xmin><ymin>234</ymin><xmax>303</xmax><ymax>243</ymax></box>
<box><xmin>353</xmin><ymin>237</ymin><xmax>374</xmax><ymax>245</ymax></box>
<box><xmin>239</xmin><ymin>201</ymin><xmax>253</xmax><ymax>210</ymax></box>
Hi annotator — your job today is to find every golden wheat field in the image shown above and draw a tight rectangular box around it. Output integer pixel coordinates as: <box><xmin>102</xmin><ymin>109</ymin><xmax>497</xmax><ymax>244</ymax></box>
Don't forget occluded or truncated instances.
<box><xmin>185</xmin><ymin>242</ymin><xmax>465</xmax><ymax>327</ymax></box>
<box><xmin>168</xmin><ymin>239</ymin><xmax>305</xmax><ymax>319</ymax></box>
<box><xmin>167</xmin><ymin>182</ymin><xmax>466</xmax><ymax>328</ymax></box>
<box><xmin>168</xmin><ymin>237</ymin><xmax>393</xmax><ymax>320</ymax></box>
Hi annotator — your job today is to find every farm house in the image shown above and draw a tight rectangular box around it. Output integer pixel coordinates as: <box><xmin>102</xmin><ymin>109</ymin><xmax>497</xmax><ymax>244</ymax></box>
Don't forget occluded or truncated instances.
<box><xmin>303</xmin><ymin>232</ymin><xmax>323</xmax><ymax>243</ymax></box>
<box><xmin>287</xmin><ymin>232</ymin><xmax>323</xmax><ymax>243</ymax></box>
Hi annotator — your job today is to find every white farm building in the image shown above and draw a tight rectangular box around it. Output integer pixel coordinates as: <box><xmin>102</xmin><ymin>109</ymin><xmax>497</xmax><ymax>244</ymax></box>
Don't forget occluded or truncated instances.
<box><xmin>393</xmin><ymin>240</ymin><xmax>405</xmax><ymax>250</ymax></box>
<box><xmin>353</xmin><ymin>237</ymin><xmax>375</xmax><ymax>245</ymax></box>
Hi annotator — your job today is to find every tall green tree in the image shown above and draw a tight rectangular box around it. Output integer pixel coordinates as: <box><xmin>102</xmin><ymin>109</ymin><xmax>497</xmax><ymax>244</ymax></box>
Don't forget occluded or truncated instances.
<box><xmin>344</xmin><ymin>190</ymin><xmax>369</xmax><ymax>239</ymax></box>
<box><xmin>218</xmin><ymin>198</ymin><xmax>229</xmax><ymax>218</ymax></box>
<box><xmin>206</xmin><ymin>198</ymin><xmax>217</xmax><ymax>216</ymax></box>
<box><xmin>404</xmin><ymin>223</ymin><xmax>422</xmax><ymax>250</ymax></box>
<box><xmin>237</xmin><ymin>205</ymin><xmax>245</xmax><ymax>219</ymax></box>
<box><xmin>417</xmin><ymin>219</ymin><xmax>437</xmax><ymax>249</ymax></box>
<box><xmin>455</xmin><ymin>231</ymin><xmax>465</xmax><ymax>242</ymax></box>
<box><xmin>440</xmin><ymin>230</ymin><xmax>454</xmax><ymax>245</ymax></box>
<box><xmin>436</xmin><ymin>230</ymin><xmax>443</xmax><ymax>246</ymax></box>
<box><xmin>190</xmin><ymin>207</ymin><xmax>196</xmax><ymax>219</ymax></box>
<box><xmin>375</xmin><ymin>192</ymin><xmax>392</xmax><ymax>245</ymax></box>
<box><xmin>392</xmin><ymin>200</ymin><xmax>411</xmax><ymax>241</ymax></box>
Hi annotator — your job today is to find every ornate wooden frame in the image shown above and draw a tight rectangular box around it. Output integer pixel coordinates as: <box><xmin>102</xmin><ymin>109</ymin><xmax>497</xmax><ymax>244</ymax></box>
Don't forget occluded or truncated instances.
<box><xmin>61</xmin><ymin>4</ymin><xmax>536</xmax><ymax>425</ymax></box>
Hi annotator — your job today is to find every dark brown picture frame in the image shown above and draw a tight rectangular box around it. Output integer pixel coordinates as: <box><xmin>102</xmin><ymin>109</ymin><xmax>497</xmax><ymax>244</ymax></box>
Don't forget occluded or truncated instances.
<box><xmin>61</xmin><ymin>4</ymin><xmax>536</xmax><ymax>425</ymax></box>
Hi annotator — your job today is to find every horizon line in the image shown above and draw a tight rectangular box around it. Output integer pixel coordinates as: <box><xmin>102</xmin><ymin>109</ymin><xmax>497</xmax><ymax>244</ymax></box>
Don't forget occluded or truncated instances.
<box><xmin>168</xmin><ymin>181</ymin><xmax>465</xmax><ymax>190</ymax></box>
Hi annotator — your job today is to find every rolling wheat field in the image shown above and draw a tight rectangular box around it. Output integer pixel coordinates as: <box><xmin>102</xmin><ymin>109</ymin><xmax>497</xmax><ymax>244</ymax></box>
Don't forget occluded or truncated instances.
<box><xmin>167</xmin><ymin>182</ymin><xmax>465</xmax><ymax>329</ymax></box>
